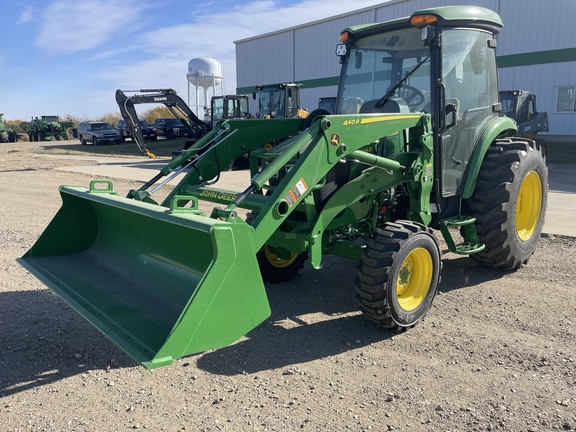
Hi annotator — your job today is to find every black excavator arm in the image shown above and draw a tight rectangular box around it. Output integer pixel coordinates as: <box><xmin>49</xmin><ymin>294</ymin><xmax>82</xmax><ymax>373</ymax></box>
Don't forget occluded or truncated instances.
<box><xmin>115</xmin><ymin>88</ymin><xmax>210</xmax><ymax>158</ymax></box>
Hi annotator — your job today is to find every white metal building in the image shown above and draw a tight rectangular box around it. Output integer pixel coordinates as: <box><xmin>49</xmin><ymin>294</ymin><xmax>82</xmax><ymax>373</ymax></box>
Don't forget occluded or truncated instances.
<box><xmin>234</xmin><ymin>0</ymin><xmax>576</xmax><ymax>136</ymax></box>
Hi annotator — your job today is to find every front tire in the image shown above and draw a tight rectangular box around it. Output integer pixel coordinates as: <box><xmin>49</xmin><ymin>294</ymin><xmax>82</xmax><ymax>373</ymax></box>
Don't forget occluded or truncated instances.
<box><xmin>355</xmin><ymin>221</ymin><xmax>441</xmax><ymax>330</ymax></box>
<box><xmin>465</xmin><ymin>138</ymin><xmax>547</xmax><ymax>270</ymax></box>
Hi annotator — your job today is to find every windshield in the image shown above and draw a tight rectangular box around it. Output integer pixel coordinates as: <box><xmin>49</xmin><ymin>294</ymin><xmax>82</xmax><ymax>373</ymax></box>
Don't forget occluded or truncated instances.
<box><xmin>338</xmin><ymin>27</ymin><xmax>430</xmax><ymax>114</ymax></box>
<box><xmin>212</xmin><ymin>97</ymin><xmax>224</xmax><ymax>121</ymax></box>
<box><xmin>258</xmin><ymin>88</ymin><xmax>285</xmax><ymax>118</ymax></box>
<box><xmin>91</xmin><ymin>123</ymin><xmax>112</xmax><ymax>130</ymax></box>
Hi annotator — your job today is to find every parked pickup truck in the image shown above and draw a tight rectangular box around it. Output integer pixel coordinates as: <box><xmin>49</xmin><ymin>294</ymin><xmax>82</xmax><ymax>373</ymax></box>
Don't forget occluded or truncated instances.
<box><xmin>153</xmin><ymin>118</ymin><xmax>192</xmax><ymax>140</ymax></box>
<box><xmin>117</xmin><ymin>119</ymin><xmax>157</xmax><ymax>142</ymax></box>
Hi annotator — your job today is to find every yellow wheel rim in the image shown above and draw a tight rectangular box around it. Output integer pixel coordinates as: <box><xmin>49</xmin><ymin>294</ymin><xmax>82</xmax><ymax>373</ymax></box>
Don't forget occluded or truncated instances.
<box><xmin>396</xmin><ymin>247</ymin><xmax>433</xmax><ymax>311</ymax></box>
<box><xmin>516</xmin><ymin>171</ymin><xmax>542</xmax><ymax>241</ymax></box>
<box><xmin>264</xmin><ymin>245</ymin><xmax>299</xmax><ymax>269</ymax></box>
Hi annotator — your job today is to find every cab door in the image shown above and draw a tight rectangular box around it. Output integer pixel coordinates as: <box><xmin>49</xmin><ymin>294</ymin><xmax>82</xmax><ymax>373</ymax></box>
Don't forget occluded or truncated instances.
<box><xmin>439</xmin><ymin>29</ymin><xmax>500</xmax><ymax>196</ymax></box>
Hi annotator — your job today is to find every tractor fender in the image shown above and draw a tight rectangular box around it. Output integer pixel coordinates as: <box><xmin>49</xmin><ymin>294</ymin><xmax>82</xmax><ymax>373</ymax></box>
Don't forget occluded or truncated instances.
<box><xmin>461</xmin><ymin>116</ymin><xmax>517</xmax><ymax>199</ymax></box>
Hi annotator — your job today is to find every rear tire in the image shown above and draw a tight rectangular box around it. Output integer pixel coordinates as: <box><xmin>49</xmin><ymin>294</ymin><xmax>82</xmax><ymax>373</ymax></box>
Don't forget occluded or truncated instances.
<box><xmin>465</xmin><ymin>138</ymin><xmax>547</xmax><ymax>270</ymax></box>
<box><xmin>355</xmin><ymin>221</ymin><xmax>441</xmax><ymax>330</ymax></box>
<box><xmin>256</xmin><ymin>246</ymin><xmax>309</xmax><ymax>283</ymax></box>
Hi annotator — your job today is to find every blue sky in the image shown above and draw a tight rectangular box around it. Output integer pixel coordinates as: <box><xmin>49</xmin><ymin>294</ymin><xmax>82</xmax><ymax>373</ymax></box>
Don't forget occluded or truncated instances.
<box><xmin>0</xmin><ymin>0</ymin><xmax>385</xmax><ymax>121</ymax></box>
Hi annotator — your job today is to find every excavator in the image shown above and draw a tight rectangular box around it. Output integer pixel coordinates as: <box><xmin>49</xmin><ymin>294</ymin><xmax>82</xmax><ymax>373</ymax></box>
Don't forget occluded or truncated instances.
<box><xmin>116</xmin><ymin>88</ymin><xmax>210</xmax><ymax>158</ymax></box>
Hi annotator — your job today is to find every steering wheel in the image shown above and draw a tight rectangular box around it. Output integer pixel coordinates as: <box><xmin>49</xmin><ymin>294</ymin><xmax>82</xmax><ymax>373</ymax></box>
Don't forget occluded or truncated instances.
<box><xmin>397</xmin><ymin>84</ymin><xmax>425</xmax><ymax>110</ymax></box>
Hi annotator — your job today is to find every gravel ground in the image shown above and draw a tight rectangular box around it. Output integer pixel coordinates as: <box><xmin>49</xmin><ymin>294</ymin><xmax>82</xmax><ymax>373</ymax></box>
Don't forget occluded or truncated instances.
<box><xmin>1</xmin><ymin>142</ymin><xmax>575</xmax><ymax>431</ymax></box>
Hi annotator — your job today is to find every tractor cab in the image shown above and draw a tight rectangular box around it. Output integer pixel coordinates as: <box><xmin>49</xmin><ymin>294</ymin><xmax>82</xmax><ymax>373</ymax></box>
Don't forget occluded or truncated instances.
<box><xmin>253</xmin><ymin>83</ymin><xmax>307</xmax><ymax>119</ymax></box>
<box><xmin>210</xmin><ymin>95</ymin><xmax>250</xmax><ymax>128</ymax></box>
<box><xmin>336</xmin><ymin>9</ymin><xmax>508</xmax><ymax>199</ymax></box>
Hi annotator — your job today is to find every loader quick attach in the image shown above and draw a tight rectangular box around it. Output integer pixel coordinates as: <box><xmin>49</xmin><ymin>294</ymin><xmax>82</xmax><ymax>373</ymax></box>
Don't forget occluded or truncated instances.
<box><xmin>20</xmin><ymin>6</ymin><xmax>548</xmax><ymax>369</ymax></box>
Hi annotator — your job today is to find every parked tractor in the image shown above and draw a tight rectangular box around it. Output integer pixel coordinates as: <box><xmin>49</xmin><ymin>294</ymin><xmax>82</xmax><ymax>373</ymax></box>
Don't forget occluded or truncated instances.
<box><xmin>254</xmin><ymin>83</ymin><xmax>308</xmax><ymax>119</ymax></box>
<box><xmin>20</xmin><ymin>6</ymin><xmax>547</xmax><ymax>369</ymax></box>
<box><xmin>28</xmin><ymin>115</ymin><xmax>75</xmax><ymax>141</ymax></box>
<box><xmin>500</xmin><ymin>90</ymin><xmax>549</xmax><ymax>156</ymax></box>
<box><xmin>0</xmin><ymin>113</ymin><xmax>18</xmax><ymax>142</ymax></box>
<box><xmin>209</xmin><ymin>94</ymin><xmax>250</xmax><ymax>128</ymax></box>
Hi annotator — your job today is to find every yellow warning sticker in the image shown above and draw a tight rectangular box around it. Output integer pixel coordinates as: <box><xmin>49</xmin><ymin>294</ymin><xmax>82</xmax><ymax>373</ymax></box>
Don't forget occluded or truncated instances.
<box><xmin>284</xmin><ymin>178</ymin><xmax>308</xmax><ymax>206</ymax></box>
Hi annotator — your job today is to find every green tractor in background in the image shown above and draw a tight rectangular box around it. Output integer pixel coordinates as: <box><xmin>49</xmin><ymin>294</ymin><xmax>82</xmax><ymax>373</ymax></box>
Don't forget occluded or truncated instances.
<box><xmin>28</xmin><ymin>115</ymin><xmax>76</xmax><ymax>141</ymax></box>
<box><xmin>20</xmin><ymin>6</ymin><xmax>547</xmax><ymax>369</ymax></box>
<box><xmin>0</xmin><ymin>113</ymin><xmax>18</xmax><ymax>142</ymax></box>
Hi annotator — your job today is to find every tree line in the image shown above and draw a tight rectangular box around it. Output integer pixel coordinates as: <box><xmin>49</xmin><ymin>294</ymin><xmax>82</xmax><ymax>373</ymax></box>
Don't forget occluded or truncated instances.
<box><xmin>5</xmin><ymin>106</ymin><xmax>175</xmax><ymax>135</ymax></box>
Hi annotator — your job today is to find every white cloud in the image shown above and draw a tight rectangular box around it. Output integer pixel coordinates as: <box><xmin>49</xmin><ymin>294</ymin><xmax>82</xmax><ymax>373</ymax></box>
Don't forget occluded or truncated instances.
<box><xmin>17</xmin><ymin>5</ymin><xmax>34</xmax><ymax>25</ymax></box>
<box><xmin>108</xmin><ymin>0</ymin><xmax>386</xmax><ymax>93</ymax></box>
<box><xmin>33</xmin><ymin>0</ymin><xmax>151</xmax><ymax>54</ymax></box>
<box><xmin>11</xmin><ymin>0</ymin><xmax>387</xmax><ymax>118</ymax></box>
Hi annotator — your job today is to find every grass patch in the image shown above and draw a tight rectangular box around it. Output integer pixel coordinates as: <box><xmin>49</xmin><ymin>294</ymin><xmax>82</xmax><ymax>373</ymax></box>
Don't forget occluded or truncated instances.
<box><xmin>545</xmin><ymin>141</ymin><xmax>576</xmax><ymax>165</ymax></box>
<box><xmin>35</xmin><ymin>139</ymin><xmax>187</xmax><ymax>158</ymax></box>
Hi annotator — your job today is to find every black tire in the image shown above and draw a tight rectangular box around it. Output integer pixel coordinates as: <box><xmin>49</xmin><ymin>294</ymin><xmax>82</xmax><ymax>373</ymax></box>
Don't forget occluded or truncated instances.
<box><xmin>465</xmin><ymin>138</ymin><xmax>547</xmax><ymax>270</ymax></box>
<box><xmin>256</xmin><ymin>246</ymin><xmax>309</xmax><ymax>283</ymax></box>
<box><xmin>355</xmin><ymin>221</ymin><xmax>442</xmax><ymax>330</ymax></box>
<box><xmin>79</xmin><ymin>135</ymin><xmax>86</xmax><ymax>145</ymax></box>
<box><xmin>92</xmin><ymin>136</ymin><xmax>98</xmax><ymax>146</ymax></box>
<box><xmin>167</xmin><ymin>130</ymin><xmax>175</xmax><ymax>140</ymax></box>
<box><xmin>246</xmin><ymin>212</ymin><xmax>308</xmax><ymax>283</ymax></box>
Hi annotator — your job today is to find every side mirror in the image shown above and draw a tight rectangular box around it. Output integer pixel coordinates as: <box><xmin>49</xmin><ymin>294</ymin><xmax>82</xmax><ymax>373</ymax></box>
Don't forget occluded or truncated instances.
<box><xmin>354</xmin><ymin>51</ymin><xmax>363</xmax><ymax>69</ymax></box>
<box><xmin>421</xmin><ymin>25</ymin><xmax>436</xmax><ymax>46</ymax></box>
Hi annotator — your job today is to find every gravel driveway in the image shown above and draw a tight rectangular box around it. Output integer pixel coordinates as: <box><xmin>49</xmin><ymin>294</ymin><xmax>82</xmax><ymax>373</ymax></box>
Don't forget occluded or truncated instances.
<box><xmin>1</xmin><ymin>143</ymin><xmax>574</xmax><ymax>431</ymax></box>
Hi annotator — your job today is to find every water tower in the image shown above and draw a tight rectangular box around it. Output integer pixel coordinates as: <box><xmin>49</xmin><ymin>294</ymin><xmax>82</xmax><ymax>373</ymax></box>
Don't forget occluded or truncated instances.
<box><xmin>187</xmin><ymin>57</ymin><xmax>224</xmax><ymax>118</ymax></box>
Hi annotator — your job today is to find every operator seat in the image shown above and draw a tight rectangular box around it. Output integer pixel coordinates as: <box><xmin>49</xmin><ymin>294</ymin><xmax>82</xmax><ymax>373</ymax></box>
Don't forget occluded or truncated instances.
<box><xmin>360</xmin><ymin>98</ymin><xmax>409</xmax><ymax>114</ymax></box>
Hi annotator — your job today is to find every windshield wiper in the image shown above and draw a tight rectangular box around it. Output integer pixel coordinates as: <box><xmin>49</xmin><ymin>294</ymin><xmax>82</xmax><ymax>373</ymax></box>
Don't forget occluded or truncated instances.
<box><xmin>375</xmin><ymin>55</ymin><xmax>430</xmax><ymax>108</ymax></box>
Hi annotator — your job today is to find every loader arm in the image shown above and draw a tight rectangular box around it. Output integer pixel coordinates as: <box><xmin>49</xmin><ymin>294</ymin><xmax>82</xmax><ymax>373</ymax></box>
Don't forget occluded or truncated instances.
<box><xmin>116</xmin><ymin>89</ymin><xmax>210</xmax><ymax>158</ymax></box>
<box><xmin>159</xmin><ymin>113</ymin><xmax>431</xmax><ymax>267</ymax></box>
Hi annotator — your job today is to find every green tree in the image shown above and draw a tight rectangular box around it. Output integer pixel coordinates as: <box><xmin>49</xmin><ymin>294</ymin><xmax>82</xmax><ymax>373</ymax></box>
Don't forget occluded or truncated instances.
<box><xmin>141</xmin><ymin>106</ymin><xmax>174</xmax><ymax>125</ymax></box>
<box><xmin>98</xmin><ymin>112</ymin><xmax>122</xmax><ymax>127</ymax></box>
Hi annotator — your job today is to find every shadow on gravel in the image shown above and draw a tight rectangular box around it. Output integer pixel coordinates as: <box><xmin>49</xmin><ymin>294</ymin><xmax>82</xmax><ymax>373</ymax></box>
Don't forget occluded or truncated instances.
<box><xmin>197</xmin><ymin>253</ymin><xmax>507</xmax><ymax>376</ymax></box>
<box><xmin>0</xmin><ymin>289</ymin><xmax>135</xmax><ymax>397</ymax></box>
<box><xmin>437</xmin><ymin>253</ymin><xmax>510</xmax><ymax>294</ymax></box>
<box><xmin>1</xmin><ymin>254</ymin><xmax>509</xmax><ymax>388</ymax></box>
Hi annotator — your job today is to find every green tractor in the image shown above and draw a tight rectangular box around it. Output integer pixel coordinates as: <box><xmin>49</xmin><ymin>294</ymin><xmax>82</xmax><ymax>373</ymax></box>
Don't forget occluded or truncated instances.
<box><xmin>28</xmin><ymin>115</ymin><xmax>74</xmax><ymax>141</ymax></box>
<box><xmin>20</xmin><ymin>6</ymin><xmax>546</xmax><ymax>369</ymax></box>
<box><xmin>0</xmin><ymin>113</ymin><xmax>18</xmax><ymax>142</ymax></box>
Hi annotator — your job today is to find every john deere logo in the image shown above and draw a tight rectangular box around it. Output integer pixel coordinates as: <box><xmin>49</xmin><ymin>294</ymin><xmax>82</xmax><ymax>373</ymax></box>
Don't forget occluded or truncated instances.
<box><xmin>330</xmin><ymin>133</ymin><xmax>340</xmax><ymax>147</ymax></box>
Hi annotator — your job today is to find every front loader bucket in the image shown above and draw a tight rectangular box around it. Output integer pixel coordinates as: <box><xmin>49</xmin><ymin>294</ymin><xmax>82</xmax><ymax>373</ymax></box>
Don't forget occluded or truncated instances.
<box><xmin>19</xmin><ymin>183</ymin><xmax>270</xmax><ymax>369</ymax></box>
